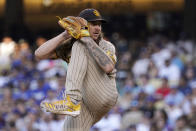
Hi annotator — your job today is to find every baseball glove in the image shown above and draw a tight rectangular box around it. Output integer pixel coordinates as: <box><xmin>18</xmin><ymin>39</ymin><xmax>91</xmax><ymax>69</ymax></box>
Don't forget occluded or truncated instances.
<box><xmin>57</xmin><ymin>16</ymin><xmax>90</xmax><ymax>39</ymax></box>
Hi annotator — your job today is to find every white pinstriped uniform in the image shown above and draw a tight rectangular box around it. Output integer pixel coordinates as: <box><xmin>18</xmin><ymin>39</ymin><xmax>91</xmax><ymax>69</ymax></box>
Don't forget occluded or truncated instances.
<box><xmin>59</xmin><ymin>39</ymin><xmax>118</xmax><ymax>131</ymax></box>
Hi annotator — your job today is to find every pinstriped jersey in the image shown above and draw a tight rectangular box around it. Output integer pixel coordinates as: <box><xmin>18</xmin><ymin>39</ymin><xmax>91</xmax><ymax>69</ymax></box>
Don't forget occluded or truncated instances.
<box><xmin>56</xmin><ymin>38</ymin><xmax>118</xmax><ymax>122</ymax></box>
<box><xmin>82</xmin><ymin>39</ymin><xmax>118</xmax><ymax>121</ymax></box>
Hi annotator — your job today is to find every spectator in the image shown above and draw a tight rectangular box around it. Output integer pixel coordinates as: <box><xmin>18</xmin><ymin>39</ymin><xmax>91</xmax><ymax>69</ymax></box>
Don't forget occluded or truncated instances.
<box><xmin>121</xmin><ymin>100</ymin><xmax>143</xmax><ymax>130</ymax></box>
<box><xmin>0</xmin><ymin>36</ymin><xmax>16</xmax><ymax>70</ymax></box>
<box><xmin>164</xmin><ymin>86</ymin><xmax>184</xmax><ymax>106</ymax></box>
<box><xmin>132</xmin><ymin>51</ymin><xmax>150</xmax><ymax>78</ymax></box>
<box><xmin>174</xmin><ymin>115</ymin><xmax>190</xmax><ymax>131</ymax></box>
<box><xmin>155</xmin><ymin>77</ymin><xmax>171</xmax><ymax>98</ymax></box>
<box><xmin>159</xmin><ymin>59</ymin><xmax>181</xmax><ymax>85</ymax></box>
<box><xmin>137</xmin><ymin>74</ymin><xmax>155</xmax><ymax>95</ymax></box>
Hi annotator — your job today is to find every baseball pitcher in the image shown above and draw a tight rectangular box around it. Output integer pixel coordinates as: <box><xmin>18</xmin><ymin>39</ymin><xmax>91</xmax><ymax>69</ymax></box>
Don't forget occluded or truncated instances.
<box><xmin>35</xmin><ymin>8</ymin><xmax>118</xmax><ymax>131</ymax></box>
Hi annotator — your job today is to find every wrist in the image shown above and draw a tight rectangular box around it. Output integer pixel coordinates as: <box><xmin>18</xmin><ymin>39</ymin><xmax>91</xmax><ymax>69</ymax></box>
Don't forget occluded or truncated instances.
<box><xmin>62</xmin><ymin>30</ymin><xmax>71</xmax><ymax>40</ymax></box>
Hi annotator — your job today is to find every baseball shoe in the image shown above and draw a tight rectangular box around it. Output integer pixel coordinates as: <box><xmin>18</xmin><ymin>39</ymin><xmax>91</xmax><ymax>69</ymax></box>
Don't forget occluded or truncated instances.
<box><xmin>40</xmin><ymin>95</ymin><xmax>80</xmax><ymax>117</ymax></box>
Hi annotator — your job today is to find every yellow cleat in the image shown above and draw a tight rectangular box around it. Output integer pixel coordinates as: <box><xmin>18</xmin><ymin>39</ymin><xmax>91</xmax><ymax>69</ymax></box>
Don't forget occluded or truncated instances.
<box><xmin>40</xmin><ymin>95</ymin><xmax>81</xmax><ymax>117</ymax></box>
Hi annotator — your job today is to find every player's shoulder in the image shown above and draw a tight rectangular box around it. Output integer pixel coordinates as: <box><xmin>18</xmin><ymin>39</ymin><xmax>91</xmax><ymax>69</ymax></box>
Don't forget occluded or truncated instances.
<box><xmin>102</xmin><ymin>39</ymin><xmax>114</xmax><ymax>46</ymax></box>
<box><xmin>71</xmin><ymin>40</ymin><xmax>87</xmax><ymax>54</ymax></box>
<box><xmin>101</xmin><ymin>39</ymin><xmax>116</xmax><ymax>50</ymax></box>
<box><xmin>73</xmin><ymin>40</ymin><xmax>85</xmax><ymax>48</ymax></box>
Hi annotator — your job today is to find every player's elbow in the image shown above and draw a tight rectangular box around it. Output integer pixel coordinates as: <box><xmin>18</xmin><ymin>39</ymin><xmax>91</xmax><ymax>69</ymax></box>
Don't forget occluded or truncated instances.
<box><xmin>104</xmin><ymin>64</ymin><xmax>114</xmax><ymax>73</ymax></box>
<box><xmin>34</xmin><ymin>49</ymin><xmax>44</xmax><ymax>60</ymax></box>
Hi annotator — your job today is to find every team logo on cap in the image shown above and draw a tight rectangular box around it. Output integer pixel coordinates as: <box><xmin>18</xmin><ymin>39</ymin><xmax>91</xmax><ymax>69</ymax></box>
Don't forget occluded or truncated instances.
<box><xmin>93</xmin><ymin>10</ymin><xmax>100</xmax><ymax>17</ymax></box>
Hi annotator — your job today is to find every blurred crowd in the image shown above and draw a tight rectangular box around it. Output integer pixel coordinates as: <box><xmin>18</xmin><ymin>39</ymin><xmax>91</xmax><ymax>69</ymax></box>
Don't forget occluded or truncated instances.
<box><xmin>0</xmin><ymin>31</ymin><xmax>196</xmax><ymax>131</ymax></box>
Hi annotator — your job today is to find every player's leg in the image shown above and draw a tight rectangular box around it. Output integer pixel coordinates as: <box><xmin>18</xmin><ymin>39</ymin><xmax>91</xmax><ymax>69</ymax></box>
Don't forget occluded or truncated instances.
<box><xmin>62</xmin><ymin>102</ymin><xmax>94</xmax><ymax>131</ymax></box>
<box><xmin>40</xmin><ymin>43</ymin><xmax>87</xmax><ymax>117</ymax></box>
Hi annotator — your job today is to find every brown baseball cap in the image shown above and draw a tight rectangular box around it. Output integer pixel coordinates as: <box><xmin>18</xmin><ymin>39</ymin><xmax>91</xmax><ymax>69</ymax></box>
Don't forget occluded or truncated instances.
<box><xmin>78</xmin><ymin>8</ymin><xmax>107</xmax><ymax>23</ymax></box>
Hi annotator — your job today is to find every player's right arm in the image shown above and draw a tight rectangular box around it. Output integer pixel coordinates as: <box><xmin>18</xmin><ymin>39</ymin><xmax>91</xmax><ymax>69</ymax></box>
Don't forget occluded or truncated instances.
<box><xmin>79</xmin><ymin>37</ymin><xmax>116</xmax><ymax>73</ymax></box>
<box><xmin>34</xmin><ymin>30</ymin><xmax>71</xmax><ymax>60</ymax></box>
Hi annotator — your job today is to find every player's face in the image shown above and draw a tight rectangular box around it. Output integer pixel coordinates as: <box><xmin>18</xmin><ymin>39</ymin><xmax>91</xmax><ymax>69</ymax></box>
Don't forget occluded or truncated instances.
<box><xmin>88</xmin><ymin>21</ymin><xmax>102</xmax><ymax>41</ymax></box>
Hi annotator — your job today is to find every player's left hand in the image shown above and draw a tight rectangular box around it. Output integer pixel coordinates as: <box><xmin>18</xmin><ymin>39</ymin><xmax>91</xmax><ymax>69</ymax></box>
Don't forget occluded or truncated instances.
<box><xmin>57</xmin><ymin>16</ymin><xmax>90</xmax><ymax>39</ymax></box>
